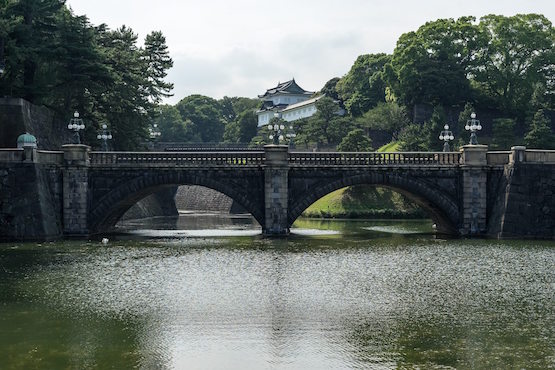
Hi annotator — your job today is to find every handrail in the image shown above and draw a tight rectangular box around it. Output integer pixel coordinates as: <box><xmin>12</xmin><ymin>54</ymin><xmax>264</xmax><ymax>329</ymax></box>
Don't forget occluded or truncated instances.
<box><xmin>487</xmin><ymin>151</ymin><xmax>510</xmax><ymax>165</ymax></box>
<box><xmin>0</xmin><ymin>148</ymin><xmax>24</xmax><ymax>162</ymax></box>
<box><xmin>288</xmin><ymin>151</ymin><xmax>461</xmax><ymax>166</ymax></box>
<box><xmin>525</xmin><ymin>149</ymin><xmax>555</xmax><ymax>164</ymax></box>
<box><xmin>4</xmin><ymin>149</ymin><xmax>553</xmax><ymax>167</ymax></box>
<box><xmin>90</xmin><ymin>151</ymin><xmax>266</xmax><ymax>166</ymax></box>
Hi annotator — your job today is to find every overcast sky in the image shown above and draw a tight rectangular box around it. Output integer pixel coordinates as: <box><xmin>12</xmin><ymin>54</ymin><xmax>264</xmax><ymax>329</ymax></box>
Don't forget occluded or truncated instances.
<box><xmin>66</xmin><ymin>0</ymin><xmax>554</xmax><ymax>104</ymax></box>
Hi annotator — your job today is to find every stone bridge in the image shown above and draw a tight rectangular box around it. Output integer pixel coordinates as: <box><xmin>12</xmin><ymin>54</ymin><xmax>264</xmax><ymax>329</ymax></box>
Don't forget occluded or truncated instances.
<box><xmin>1</xmin><ymin>145</ymin><xmax>554</xmax><ymax>240</ymax></box>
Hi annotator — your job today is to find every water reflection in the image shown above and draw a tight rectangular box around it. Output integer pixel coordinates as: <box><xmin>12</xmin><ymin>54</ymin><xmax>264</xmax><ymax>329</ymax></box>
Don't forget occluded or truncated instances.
<box><xmin>0</xmin><ymin>215</ymin><xmax>553</xmax><ymax>369</ymax></box>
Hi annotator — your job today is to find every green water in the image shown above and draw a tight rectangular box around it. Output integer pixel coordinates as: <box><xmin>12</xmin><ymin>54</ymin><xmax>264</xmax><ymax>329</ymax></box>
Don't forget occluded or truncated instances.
<box><xmin>0</xmin><ymin>216</ymin><xmax>553</xmax><ymax>369</ymax></box>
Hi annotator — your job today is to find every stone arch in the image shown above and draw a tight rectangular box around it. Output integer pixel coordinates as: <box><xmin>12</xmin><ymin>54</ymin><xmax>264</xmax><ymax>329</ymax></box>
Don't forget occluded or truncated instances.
<box><xmin>89</xmin><ymin>171</ymin><xmax>264</xmax><ymax>234</ymax></box>
<box><xmin>288</xmin><ymin>172</ymin><xmax>460</xmax><ymax>234</ymax></box>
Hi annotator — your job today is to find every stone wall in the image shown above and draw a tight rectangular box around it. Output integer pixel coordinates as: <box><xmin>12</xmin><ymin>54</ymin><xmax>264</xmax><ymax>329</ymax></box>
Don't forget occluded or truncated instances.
<box><xmin>121</xmin><ymin>187</ymin><xmax>179</xmax><ymax>221</ymax></box>
<box><xmin>488</xmin><ymin>163</ymin><xmax>555</xmax><ymax>239</ymax></box>
<box><xmin>174</xmin><ymin>185</ymin><xmax>234</xmax><ymax>212</ymax></box>
<box><xmin>0</xmin><ymin>98</ymin><xmax>72</xmax><ymax>150</ymax></box>
<box><xmin>0</xmin><ymin>163</ymin><xmax>63</xmax><ymax>240</ymax></box>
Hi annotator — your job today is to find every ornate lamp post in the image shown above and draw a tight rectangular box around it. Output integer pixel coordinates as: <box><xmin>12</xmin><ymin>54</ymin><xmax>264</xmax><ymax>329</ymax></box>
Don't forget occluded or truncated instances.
<box><xmin>96</xmin><ymin>123</ymin><xmax>113</xmax><ymax>151</ymax></box>
<box><xmin>439</xmin><ymin>124</ymin><xmax>454</xmax><ymax>152</ymax></box>
<box><xmin>465</xmin><ymin>112</ymin><xmax>482</xmax><ymax>145</ymax></box>
<box><xmin>268</xmin><ymin>122</ymin><xmax>285</xmax><ymax>145</ymax></box>
<box><xmin>148</xmin><ymin>123</ymin><xmax>161</xmax><ymax>150</ymax></box>
<box><xmin>67</xmin><ymin>111</ymin><xmax>85</xmax><ymax>144</ymax></box>
<box><xmin>149</xmin><ymin>124</ymin><xmax>161</xmax><ymax>139</ymax></box>
<box><xmin>285</xmin><ymin>124</ymin><xmax>297</xmax><ymax>149</ymax></box>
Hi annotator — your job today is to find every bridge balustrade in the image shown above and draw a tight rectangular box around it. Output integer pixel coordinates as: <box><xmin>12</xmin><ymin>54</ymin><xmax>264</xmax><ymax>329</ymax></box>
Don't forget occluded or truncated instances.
<box><xmin>288</xmin><ymin>151</ymin><xmax>461</xmax><ymax>166</ymax></box>
<box><xmin>525</xmin><ymin>149</ymin><xmax>555</xmax><ymax>164</ymax></box>
<box><xmin>486</xmin><ymin>151</ymin><xmax>511</xmax><ymax>166</ymax></box>
<box><xmin>89</xmin><ymin>151</ymin><xmax>266</xmax><ymax>167</ymax></box>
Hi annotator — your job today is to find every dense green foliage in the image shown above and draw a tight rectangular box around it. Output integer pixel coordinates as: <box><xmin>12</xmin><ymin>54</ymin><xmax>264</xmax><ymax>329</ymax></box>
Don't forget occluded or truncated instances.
<box><xmin>337</xmin><ymin>129</ymin><xmax>373</xmax><ymax>152</ymax></box>
<box><xmin>0</xmin><ymin>0</ymin><xmax>173</xmax><ymax>150</ymax></box>
<box><xmin>289</xmin><ymin>14</ymin><xmax>553</xmax><ymax>153</ymax></box>
<box><xmin>491</xmin><ymin>118</ymin><xmax>517</xmax><ymax>149</ymax></box>
<box><xmin>525</xmin><ymin>110</ymin><xmax>555</xmax><ymax>149</ymax></box>
<box><xmin>335</xmin><ymin>53</ymin><xmax>390</xmax><ymax>117</ymax></box>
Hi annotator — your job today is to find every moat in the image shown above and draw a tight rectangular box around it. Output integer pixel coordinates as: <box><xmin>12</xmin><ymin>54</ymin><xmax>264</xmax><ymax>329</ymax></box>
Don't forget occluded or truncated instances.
<box><xmin>0</xmin><ymin>215</ymin><xmax>553</xmax><ymax>369</ymax></box>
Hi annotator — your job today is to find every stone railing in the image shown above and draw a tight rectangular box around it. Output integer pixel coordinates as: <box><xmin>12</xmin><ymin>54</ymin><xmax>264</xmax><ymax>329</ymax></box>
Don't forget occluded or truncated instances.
<box><xmin>0</xmin><ymin>148</ymin><xmax>24</xmax><ymax>162</ymax></box>
<box><xmin>0</xmin><ymin>149</ymin><xmax>63</xmax><ymax>164</ymax></box>
<box><xmin>486</xmin><ymin>151</ymin><xmax>511</xmax><ymax>165</ymax></box>
<box><xmin>36</xmin><ymin>150</ymin><xmax>64</xmax><ymax>165</ymax></box>
<box><xmin>288</xmin><ymin>151</ymin><xmax>461</xmax><ymax>166</ymax></box>
<box><xmin>89</xmin><ymin>151</ymin><xmax>266</xmax><ymax>167</ymax></box>
<box><xmin>525</xmin><ymin>149</ymin><xmax>555</xmax><ymax>164</ymax></box>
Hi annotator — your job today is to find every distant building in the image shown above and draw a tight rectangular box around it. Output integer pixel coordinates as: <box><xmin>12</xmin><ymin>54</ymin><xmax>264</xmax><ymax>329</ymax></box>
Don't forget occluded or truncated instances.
<box><xmin>256</xmin><ymin>79</ymin><xmax>322</xmax><ymax>126</ymax></box>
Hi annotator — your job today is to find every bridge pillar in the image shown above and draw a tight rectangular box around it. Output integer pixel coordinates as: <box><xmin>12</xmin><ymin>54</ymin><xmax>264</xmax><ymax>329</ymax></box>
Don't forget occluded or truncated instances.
<box><xmin>62</xmin><ymin>144</ymin><xmax>90</xmax><ymax>236</ymax></box>
<box><xmin>264</xmin><ymin>145</ymin><xmax>289</xmax><ymax>235</ymax></box>
<box><xmin>460</xmin><ymin>145</ymin><xmax>488</xmax><ymax>235</ymax></box>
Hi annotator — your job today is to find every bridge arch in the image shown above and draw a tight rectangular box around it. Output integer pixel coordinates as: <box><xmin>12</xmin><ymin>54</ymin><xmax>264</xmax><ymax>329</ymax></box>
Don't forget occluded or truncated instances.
<box><xmin>288</xmin><ymin>172</ymin><xmax>460</xmax><ymax>234</ymax></box>
<box><xmin>88</xmin><ymin>171</ymin><xmax>264</xmax><ymax>234</ymax></box>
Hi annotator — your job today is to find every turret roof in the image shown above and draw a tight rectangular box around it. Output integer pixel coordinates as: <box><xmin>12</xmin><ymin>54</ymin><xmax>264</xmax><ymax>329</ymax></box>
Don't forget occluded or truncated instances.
<box><xmin>258</xmin><ymin>79</ymin><xmax>314</xmax><ymax>99</ymax></box>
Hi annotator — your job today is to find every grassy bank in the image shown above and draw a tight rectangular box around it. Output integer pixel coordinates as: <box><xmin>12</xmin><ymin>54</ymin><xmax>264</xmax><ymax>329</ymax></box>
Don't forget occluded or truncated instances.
<box><xmin>302</xmin><ymin>186</ymin><xmax>427</xmax><ymax>219</ymax></box>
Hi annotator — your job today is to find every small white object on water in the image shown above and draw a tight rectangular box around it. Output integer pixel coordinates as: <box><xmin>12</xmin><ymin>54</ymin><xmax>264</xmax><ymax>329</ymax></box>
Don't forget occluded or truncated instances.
<box><xmin>101</xmin><ymin>238</ymin><xmax>109</xmax><ymax>244</ymax></box>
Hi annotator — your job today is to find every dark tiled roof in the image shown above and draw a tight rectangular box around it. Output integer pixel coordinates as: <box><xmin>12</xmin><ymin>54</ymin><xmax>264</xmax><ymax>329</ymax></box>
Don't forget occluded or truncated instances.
<box><xmin>258</xmin><ymin>79</ymin><xmax>314</xmax><ymax>98</ymax></box>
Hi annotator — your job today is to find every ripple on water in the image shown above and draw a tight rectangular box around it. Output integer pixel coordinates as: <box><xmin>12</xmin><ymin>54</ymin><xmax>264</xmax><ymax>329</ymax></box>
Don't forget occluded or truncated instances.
<box><xmin>1</xmin><ymin>233</ymin><xmax>554</xmax><ymax>369</ymax></box>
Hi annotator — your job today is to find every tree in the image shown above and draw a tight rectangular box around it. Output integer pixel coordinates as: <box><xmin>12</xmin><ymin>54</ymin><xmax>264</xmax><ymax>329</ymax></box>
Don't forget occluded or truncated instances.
<box><xmin>223</xmin><ymin>110</ymin><xmax>258</xmax><ymax>143</ymax></box>
<box><xmin>0</xmin><ymin>0</ymin><xmax>20</xmax><ymax>91</ymax></box>
<box><xmin>424</xmin><ymin>106</ymin><xmax>448</xmax><ymax>151</ymax></box>
<box><xmin>385</xmin><ymin>17</ymin><xmax>478</xmax><ymax>108</ymax></box>
<box><xmin>48</xmin><ymin>10</ymin><xmax>111</xmax><ymax>112</ymax></box>
<box><xmin>320</xmin><ymin>77</ymin><xmax>341</xmax><ymax>102</ymax></box>
<box><xmin>176</xmin><ymin>95</ymin><xmax>225</xmax><ymax>142</ymax></box>
<box><xmin>399</xmin><ymin>124</ymin><xmax>428</xmax><ymax>151</ymax></box>
<box><xmin>218</xmin><ymin>96</ymin><xmax>260</xmax><ymax>123</ymax></box>
<box><xmin>335</xmin><ymin>53</ymin><xmax>390</xmax><ymax>116</ymax></box>
<box><xmin>93</xmin><ymin>25</ymin><xmax>154</xmax><ymax>150</ymax></box>
<box><xmin>337</xmin><ymin>129</ymin><xmax>373</xmax><ymax>152</ymax></box>
<box><xmin>155</xmin><ymin>105</ymin><xmax>196</xmax><ymax>142</ymax></box>
<box><xmin>471</xmin><ymin>14</ymin><xmax>554</xmax><ymax>116</ymax></box>
<box><xmin>303</xmin><ymin>96</ymin><xmax>352</xmax><ymax>147</ymax></box>
<box><xmin>357</xmin><ymin>101</ymin><xmax>410</xmax><ymax>141</ymax></box>
<box><xmin>12</xmin><ymin>0</ymin><xmax>65</xmax><ymax>101</ymax></box>
<box><xmin>143</xmin><ymin>31</ymin><xmax>173</xmax><ymax>104</ymax></box>
<box><xmin>491</xmin><ymin>118</ymin><xmax>517</xmax><ymax>150</ymax></box>
<box><xmin>525</xmin><ymin>110</ymin><xmax>555</xmax><ymax>149</ymax></box>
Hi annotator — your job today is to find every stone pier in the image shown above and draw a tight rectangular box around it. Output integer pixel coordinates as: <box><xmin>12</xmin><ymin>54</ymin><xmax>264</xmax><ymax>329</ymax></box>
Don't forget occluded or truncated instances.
<box><xmin>62</xmin><ymin>144</ymin><xmax>90</xmax><ymax>236</ymax></box>
<box><xmin>460</xmin><ymin>145</ymin><xmax>488</xmax><ymax>235</ymax></box>
<box><xmin>264</xmin><ymin>145</ymin><xmax>289</xmax><ymax>235</ymax></box>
